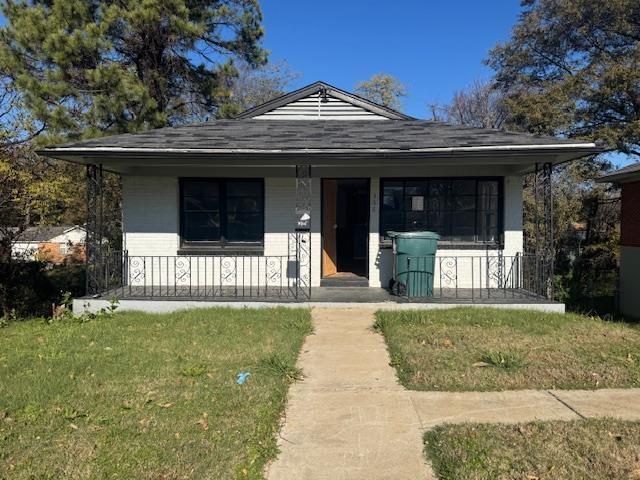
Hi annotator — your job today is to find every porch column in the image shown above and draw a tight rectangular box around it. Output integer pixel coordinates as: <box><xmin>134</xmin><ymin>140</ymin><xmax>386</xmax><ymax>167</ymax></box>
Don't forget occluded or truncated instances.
<box><xmin>534</xmin><ymin>162</ymin><xmax>554</xmax><ymax>299</ymax></box>
<box><xmin>86</xmin><ymin>163</ymin><xmax>105</xmax><ymax>295</ymax></box>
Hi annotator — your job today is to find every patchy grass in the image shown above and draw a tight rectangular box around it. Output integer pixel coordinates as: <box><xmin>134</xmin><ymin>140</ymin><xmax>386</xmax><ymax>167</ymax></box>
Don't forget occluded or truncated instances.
<box><xmin>425</xmin><ymin>419</ymin><xmax>640</xmax><ymax>480</ymax></box>
<box><xmin>375</xmin><ymin>308</ymin><xmax>640</xmax><ymax>391</ymax></box>
<box><xmin>0</xmin><ymin>307</ymin><xmax>312</xmax><ymax>479</ymax></box>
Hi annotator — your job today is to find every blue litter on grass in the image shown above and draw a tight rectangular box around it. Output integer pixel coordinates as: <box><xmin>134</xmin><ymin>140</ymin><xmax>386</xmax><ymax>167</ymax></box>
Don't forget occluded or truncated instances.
<box><xmin>236</xmin><ymin>372</ymin><xmax>250</xmax><ymax>385</ymax></box>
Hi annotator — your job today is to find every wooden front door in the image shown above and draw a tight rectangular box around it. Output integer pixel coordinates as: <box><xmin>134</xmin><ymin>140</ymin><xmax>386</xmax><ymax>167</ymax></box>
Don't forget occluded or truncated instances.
<box><xmin>322</xmin><ymin>179</ymin><xmax>338</xmax><ymax>276</ymax></box>
<box><xmin>322</xmin><ymin>178</ymin><xmax>370</xmax><ymax>279</ymax></box>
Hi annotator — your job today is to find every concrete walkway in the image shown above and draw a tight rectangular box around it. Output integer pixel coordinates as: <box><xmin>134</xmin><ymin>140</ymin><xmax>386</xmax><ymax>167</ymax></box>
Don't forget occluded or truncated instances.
<box><xmin>267</xmin><ymin>307</ymin><xmax>430</xmax><ymax>480</ymax></box>
<box><xmin>266</xmin><ymin>307</ymin><xmax>640</xmax><ymax>480</ymax></box>
<box><xmin>408</xmin><ymin>388</ymin><xmax>640</xmax><ymax>429</ymax></box>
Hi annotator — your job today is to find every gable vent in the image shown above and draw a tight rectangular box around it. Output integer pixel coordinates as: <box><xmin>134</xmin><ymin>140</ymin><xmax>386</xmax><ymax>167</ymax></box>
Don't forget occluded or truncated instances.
<box><xmin>253</xmin><ymin>92</ymin><xmax>388</xmax><ymax>120</ymax></box>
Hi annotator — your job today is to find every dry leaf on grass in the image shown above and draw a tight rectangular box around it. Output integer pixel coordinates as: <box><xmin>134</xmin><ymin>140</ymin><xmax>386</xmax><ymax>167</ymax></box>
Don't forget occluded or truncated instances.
<box><xmin>196</xmin><ymin>418</ymin><xmax>209</xmax><ymax>430</ymax></box>
<box><xmin>472</xmin><ymin>361</ymin><xmax>491</xmax><ymax>368</ymax></box>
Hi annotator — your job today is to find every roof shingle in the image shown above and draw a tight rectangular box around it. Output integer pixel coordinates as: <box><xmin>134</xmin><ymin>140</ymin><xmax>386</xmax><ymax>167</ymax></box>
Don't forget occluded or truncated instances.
<box><xmin>46</xmin><ymin>120</ymin><xmax>595</xmax><ymax>152</ymax></box>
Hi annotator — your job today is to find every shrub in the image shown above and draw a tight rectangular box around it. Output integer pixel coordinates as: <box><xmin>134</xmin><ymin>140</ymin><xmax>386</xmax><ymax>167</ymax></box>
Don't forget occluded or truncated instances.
<box><xmin>0</xmin><ymin>261</ymin><xmax>86</xmax><ymax>319</ymax></box>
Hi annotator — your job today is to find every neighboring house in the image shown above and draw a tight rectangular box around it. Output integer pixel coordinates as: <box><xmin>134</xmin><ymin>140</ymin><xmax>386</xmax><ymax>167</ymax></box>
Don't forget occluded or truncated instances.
<box><xmin>598</xmin><ymin>163</ymin><xmax>640</xmax><ymax>319</ymax></box>
<box><xmin>12</xmin><ymin>225</ymin><xmax>86</xmax><ymax>263</ymax></box>
<box><xmin>39</xmin><ymin>81</ymin><xmax>600</xmax><ymax>310</ymax></box>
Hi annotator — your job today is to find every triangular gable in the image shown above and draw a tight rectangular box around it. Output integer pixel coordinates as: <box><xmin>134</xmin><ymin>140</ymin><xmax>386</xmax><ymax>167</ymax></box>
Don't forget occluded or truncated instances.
<box><xmin>235</xmin><ymin>81</ymin><xmax>413</xmax><ymax>120</ymax></box>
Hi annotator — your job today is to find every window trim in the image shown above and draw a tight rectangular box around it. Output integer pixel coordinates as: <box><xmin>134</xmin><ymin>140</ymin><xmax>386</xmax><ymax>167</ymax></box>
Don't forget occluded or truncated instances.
<box><xmin>179</xmin><ymin>177</ymin><xmax>265</xmax><ymax>253</ymax></box>
<box><xmin>378</xmin><ymin>176</ymin><xmax>504</xmax><ymax>246</ymax></box>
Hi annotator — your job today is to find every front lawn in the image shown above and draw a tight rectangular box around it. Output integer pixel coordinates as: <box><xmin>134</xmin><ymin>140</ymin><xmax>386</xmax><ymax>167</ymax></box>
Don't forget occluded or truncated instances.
<box><xmin>425</xmin><ymin>419</ymin><xmax>640</xmax><ymax>480</ymax></box>
<box><xmin>0</xmin><ymin>307</ymin><xmax>312</xmax><ymax>479</ymax></box>
<box><xmin>375</xmin><ymin>308</ymin><xmax>640</xmax><ymax>391</ymax></box>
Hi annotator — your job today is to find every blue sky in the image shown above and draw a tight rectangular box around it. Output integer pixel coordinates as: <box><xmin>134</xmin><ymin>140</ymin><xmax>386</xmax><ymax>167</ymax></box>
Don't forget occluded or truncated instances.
<box><xmin>260</xmin><ymin>0</ymin><xmax>634</xmax><ymax>168</ymax></box>
<box><xmin>260</xmin><ymin>0</ymin><xmax>522</xmax><ymax>119</ymax></box>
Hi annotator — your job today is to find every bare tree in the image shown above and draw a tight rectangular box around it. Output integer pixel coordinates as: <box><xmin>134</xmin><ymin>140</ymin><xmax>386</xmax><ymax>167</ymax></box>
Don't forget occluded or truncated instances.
<box><xmin>219</xmin><ymin>61</ymin><xmax>301</xmax><ymax>117</ymax></box>
<box><xmin>443</xmin><ymin>79</ymin><xmax>508</xmax><ymax>129</ymax></box>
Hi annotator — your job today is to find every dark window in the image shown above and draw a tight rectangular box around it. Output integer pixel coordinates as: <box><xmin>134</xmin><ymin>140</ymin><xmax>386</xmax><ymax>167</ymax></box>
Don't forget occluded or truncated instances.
<box><xmin>380</xmin><ymin>178</ymin><xmax>502</xmax><ymax>244</ymax></box>
<box><xmin>180</xmin><ymin>178</ymin><xmax>264</xmax><ymax>249</ymax></box>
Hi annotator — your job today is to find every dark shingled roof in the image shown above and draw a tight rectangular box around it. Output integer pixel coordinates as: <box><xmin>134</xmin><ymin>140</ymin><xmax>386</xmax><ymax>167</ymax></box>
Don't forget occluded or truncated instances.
<box><xmin>16</xmin><ymin>226</ymin><xmax>81</xmax><ymax>242</ymax></box>
<box><xmin>46</xmin><ymin>120</ymin><xmax>594</xmax><ymax>152</ymax></box>
<box><xmin>598</xmin><ymin>162</ymin><xmax>640</xmax><ymax>183</ymax></box>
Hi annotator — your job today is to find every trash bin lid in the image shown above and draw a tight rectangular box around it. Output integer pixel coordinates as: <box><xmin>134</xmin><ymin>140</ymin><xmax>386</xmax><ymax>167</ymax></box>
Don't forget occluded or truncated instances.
<box><xmin>387</xmin><ymin>231</ymin><xmax>440</xmax><ymax>240</ymax></box>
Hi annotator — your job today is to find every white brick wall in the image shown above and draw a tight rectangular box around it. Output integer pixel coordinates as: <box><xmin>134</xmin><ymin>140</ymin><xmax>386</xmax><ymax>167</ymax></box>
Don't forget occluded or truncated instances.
<box><xmin>122</xmin><ymin>176</ymin><xmax>179</xmax><ymax>256</ymax></box>
<box><xmin>122</xmin><ymin>172</ymin><xmax>525</xmax><ymax>290</ymax></box>
<box><xmin>503</xmin><ymin>175</ymin><xmax>524</xmax><ymax>256</ymax></box>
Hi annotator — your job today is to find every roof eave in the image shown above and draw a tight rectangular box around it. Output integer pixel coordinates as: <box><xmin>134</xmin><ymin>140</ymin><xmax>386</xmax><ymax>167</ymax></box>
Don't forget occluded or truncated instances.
<box><xmin>38</xmin><ymin>143</ymin><xmax>600</xmax><ymax>157</ymax></box>
<box><xmin>37</xmin><ymin>144</ymin><xmax>602</xmax><ymax>175</ymax></box>
<box><xmin>597</xmin><ymin>171</ymin><xmax>640</xmax><ymax>183</ymax></box>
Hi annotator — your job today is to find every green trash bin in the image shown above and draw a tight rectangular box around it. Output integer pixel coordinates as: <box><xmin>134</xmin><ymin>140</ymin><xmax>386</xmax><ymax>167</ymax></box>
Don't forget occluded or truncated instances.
<box><xmin>388</xmin><ymin>231</ymin><xmax>440</xmax><ymax>297</ymax></box>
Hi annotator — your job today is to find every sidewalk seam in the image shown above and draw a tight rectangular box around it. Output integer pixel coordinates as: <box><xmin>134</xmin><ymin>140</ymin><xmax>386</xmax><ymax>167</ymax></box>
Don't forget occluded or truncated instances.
<box><xmin>546</xmin><ymin>390</ymin><xmax>586</xmax><ymax>419</ymax></box>
<box><xmin>408</xmin><ymin>393</ymin><xmax>426</xmax><ymax>429</ymax></box>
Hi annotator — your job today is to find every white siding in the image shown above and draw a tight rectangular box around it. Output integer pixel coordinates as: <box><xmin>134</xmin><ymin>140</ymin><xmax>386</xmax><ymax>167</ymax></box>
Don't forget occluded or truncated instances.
<box><xmin>49</xmin><ymin>227</ymin><xmax>86</xmax><ymax>246</ymax></box>
<box><xmin>11</xmin><ymin>227</ymin><xmax>85</xmax><ymax>260</ymax></box>
<box><xmin>254</xmin><ymin>93</ymin><xmax>388</xmax><ymax>120</ymax></box>
<box><xmin>12</xmin><ymin>242</ymin><xmax>38</xmax><ymax>260</ymax></box>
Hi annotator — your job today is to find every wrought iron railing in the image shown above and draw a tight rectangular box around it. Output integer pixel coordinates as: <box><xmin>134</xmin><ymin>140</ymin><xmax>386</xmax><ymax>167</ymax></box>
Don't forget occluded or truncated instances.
<box><xmin>101</xmin><ymin>252</ymin><xmax>297</xmax><ymax>299</ymax></box>
<box><xmin>95</xmin><ymin>233</ymin><xmax>312</xmax><ymax>301</ymax></box>
<box><xmin>96</xmin><ymin>250</ymin><xmax>552</xmax><ymax>303</ymax></box>
<box><xmin>392</xmin><ymin>253</ymin><xmax>554</xmax><ymax>301</ymax></box>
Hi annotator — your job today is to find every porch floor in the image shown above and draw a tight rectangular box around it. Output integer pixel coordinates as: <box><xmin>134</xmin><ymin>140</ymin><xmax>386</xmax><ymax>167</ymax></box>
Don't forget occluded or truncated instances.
<box><xmin>95</xmin><ymin>286</ymin><xmax>554</xmax><ymax>304</ymax></box>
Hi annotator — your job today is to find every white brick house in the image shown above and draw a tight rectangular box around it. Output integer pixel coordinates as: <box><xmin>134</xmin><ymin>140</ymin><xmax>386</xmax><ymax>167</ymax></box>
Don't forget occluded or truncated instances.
<box><xmin>40</xmin><ymin>81</ymin><xmax>600</xmax><ymax>308</ymax></box>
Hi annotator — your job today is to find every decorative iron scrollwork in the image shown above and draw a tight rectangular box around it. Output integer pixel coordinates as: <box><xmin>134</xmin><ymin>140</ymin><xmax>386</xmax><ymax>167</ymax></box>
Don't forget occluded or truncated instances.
<box><xmin>129</xmin><ymin>256</ymin><xmax>145</xmax><ymax>285</ymax></box>
<box><xmin>486</xmin><ymin>254</ymin><xmax>504</xmax><ymax>289</ymax></box>
<box><xmin>266</xmin><ymin>257</ymin><xmax>281</xmax><ymax>284</ymax></box>
<box><xmin>221</xmin><ymin>257</ymin><xmax>237</xmax><ymax>284</ymax></box>
<box><xmin>175</xmin><ymin>258</ymin><xmax>191</xmax><ymax>285</ymax></box>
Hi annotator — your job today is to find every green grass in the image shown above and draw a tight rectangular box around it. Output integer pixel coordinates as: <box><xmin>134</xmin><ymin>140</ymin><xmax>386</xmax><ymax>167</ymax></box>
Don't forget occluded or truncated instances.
<box><xmin>0</xmin><ymin>307</ymin><xmax>312</xmax><ymax>479</ymax></box>
<box><xmin>425</xmin><ymin>419</ymin><xmax>640</xmax><ymax>480</ymax></box>
<box><xmin>375</xmin><ymin>307</ymin><xmax>640</xmax><ymax>391</ymax></box>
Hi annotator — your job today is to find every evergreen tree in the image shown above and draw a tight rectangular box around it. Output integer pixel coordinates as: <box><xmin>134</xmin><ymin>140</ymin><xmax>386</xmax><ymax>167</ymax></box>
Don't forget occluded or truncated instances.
<box><xmin>0</xmin><ymin>0</ymin><xmax>267</xmax><ymax>140</ymax></box>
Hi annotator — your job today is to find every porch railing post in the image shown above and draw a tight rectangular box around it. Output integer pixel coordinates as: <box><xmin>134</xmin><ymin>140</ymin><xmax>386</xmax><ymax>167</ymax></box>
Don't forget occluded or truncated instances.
<box><xmin>294</xmin><ymin>164</ymin><xmax>312</xmax><ymax>301</ymax></box>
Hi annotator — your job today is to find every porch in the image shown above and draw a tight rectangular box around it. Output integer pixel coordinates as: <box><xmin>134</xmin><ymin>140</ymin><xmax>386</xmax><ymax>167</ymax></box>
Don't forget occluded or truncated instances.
<box><xmin>88</xmin><ymin>249</ymin><xmax>557</xmax><ymax>307</ymax></box>
<box><xmin>98</xmin><ymin>286</ymin><xmax>550</xmax><ymax>304</ymax></box>
<box><xmin>77</xmin><ymin>285</ymin><xmax>564</xmax><ymax>314</ymax></box>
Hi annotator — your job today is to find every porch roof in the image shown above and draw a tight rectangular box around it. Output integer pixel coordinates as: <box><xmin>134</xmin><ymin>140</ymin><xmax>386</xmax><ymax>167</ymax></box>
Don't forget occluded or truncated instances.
<box><xmin>38</xmin><ymin>119</ymin><xmax>601</xmax><ymax>173</ymax></box>
<box><xmin>597</xmin><ymin>162</ymin><xmax>640</xmax><ymax>183</ymax></box>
